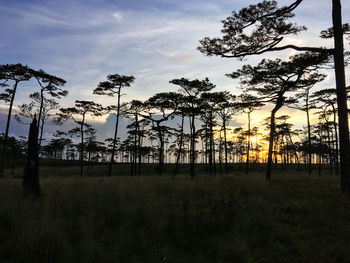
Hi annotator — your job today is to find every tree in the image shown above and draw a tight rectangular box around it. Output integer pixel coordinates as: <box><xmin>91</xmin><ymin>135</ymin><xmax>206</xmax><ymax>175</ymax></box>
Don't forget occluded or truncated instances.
<box><xmin>15</xmin><ymin>92</ymin><xmax>60</xmax><ymax>146</ymax></box>
<box><xmin>216</xmin><ymin>92</ymin><xmax>236</xmax><ymax>174</ymax></box>
<box><xmin>57</xmin><ymin>100</ymin><xmax>103</xmax><ymax>176</ymax></box>
<box><xmin>311</xmin><ymin>88</ymin><xmax>340</xmax><ymax>175</ymax></box>
<box><xmin>31</xmin><ymin>69</ymin><xmax>67</xmax><ymax>140</ymax></box>
<box><xmin>0</xmin><ymin>64</ymin><xmax>32</xmax><ymax>177</ymax></box>
<box><xmin>198</xmin><ymin>0</ymin><xmax>350</xmax><ymax>191</ymax></box>
<box><xmin>170</xmin><ymin>78</ymin><xmax>215</xmax><ymax>178</ymax></box>
<box><xmin>200</xmin><ymin>91</ymin><xmax>233</xmax><ymax>176</ymax></box>
<box><xmin>93</xmin><ymin>74</ymin><xmax>135</xmax><ymax>176</ymax></box>
<box><xmin>122</xmin><ymin>100</ymin><xmax>146</xmax><ymax>176</ymax></box>
<box><xmin>235</xmin><ymin>94</ymin><xmax>263</xmax><ymax>175</ymax></box>
<box><xmin>142</xmin><ymin>92</ymin><xmax>182</xmax><ymax>176</ymax></box>
<box><xmin>229</xmin><ymin>52</ymin><xmax>327</xmax><ymax>180</ymax></box>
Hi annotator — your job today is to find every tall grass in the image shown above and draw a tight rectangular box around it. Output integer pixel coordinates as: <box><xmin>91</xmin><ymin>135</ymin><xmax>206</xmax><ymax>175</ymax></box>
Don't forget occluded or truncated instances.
<box><xmin>0</xmin><ymin>173</ymin><xmax>349</xmax><ymax>262</ymax></box>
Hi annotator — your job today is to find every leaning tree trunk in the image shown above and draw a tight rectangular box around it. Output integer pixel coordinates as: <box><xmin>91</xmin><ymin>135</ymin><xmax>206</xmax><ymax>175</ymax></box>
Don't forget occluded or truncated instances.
<box><xmin>23</xmin><ymin>117</ymin><xmax>41</xmax><ymax>196</ymax></box>
<box><xmin>0</xmin><ymin>81</ymin><xmax>19</xmax><ymax>177</ymax></box>
<box><xmin>332</xmin><ymin>0</ymin><xmax>350</xmax><ymax>192</ymax></box>
<box><xmin>266</xmin><ymin>101</ymin><xmax>283</xmax><ymax>181</ymax></box>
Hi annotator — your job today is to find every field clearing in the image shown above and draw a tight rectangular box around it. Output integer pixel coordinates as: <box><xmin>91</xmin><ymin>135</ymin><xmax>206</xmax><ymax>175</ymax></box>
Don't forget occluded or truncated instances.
<box><xmin>0</xmin><ymin>172</ymin><xmax>349</xmax><ymax>263</ymax></box>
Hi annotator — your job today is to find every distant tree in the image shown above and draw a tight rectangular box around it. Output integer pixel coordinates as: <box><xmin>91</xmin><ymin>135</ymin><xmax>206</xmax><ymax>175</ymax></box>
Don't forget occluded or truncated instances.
<box><xmin>216</xmin><ymin>91</ymin><xmax>236</xmax><ymax>174</ymax></box>
<box><xmin>198</xmin><ymin>0</ymin><xmax>350</xmax><ymax>191</ymax></box>
<box><xmin>170</xmin><ymin>78</ymin><xmax>215</xmax><ymax>178</ymax></box>
<box><xmin>31</xmin><ymin>69</ymin><xmax>67</xmax><ymax>138</ymax></box>
<box><xmin>200</xmin><ymin>91</ymin><xmax>232</xmax><ymax>176</ymax></box>
<box><xmin>0</xmin><ymin>64</ymin><xmax>32</xmax><ymax>176</ymax></box>
<box><xmin>311</xmin><ymin>88</ymin><xmax>340</xmax><ymax>175</ymax></box>
<box><xmin>57</xmin><ymin>100</ymin><xmax>103</xmax><ymax>176</ymax></box>
<box><xmin>122</xmin><ymin>100</ymin><xmax>145</xmax><ymax>176</ymax></box>
<box><xmin>15</xmin><ymin>92</ymin><xmax>60</xmax><ymax>146</ymax></box>
<box><xmin>229</xmin><ymin>52</ymin><xmax>327</xmax><ymax>180</ymax></box>
<box><xmin>94</xmin><ymin>74</ymin><xmax>135</xmax><ymax>176</ymax></box>
<box><xmin>235</xmin><ymin>94</ymin><xmax>263</xmax><ymax>175</ymax></box>
<box><xmin>289</xmin><ymin>82</ymin><xmax>322</xmax><ymax>174</ymax></box>
<box><xmin>142</xmin><ymin>92</ymin><xmax>182</xmax><ymax>176</ymax></box>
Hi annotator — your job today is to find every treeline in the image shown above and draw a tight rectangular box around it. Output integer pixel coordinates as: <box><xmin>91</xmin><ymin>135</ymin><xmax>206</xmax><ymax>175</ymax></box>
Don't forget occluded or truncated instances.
<box><xmin>0</xmin><ymin>61</ymin><xmax>343</xmax><ymax>179</ymax></box>
<box><xmin>0</xmin><ymin>0</ymin><xmax>349</xmax><ymax>191</ymax></box>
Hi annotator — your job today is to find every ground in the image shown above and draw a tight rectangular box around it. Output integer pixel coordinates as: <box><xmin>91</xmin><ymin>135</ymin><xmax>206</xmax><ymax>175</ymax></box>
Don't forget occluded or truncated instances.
<box><xmin>0</xmin><ymin>169</ymin><xmax>349</xmax><ymax>263</ymax></box>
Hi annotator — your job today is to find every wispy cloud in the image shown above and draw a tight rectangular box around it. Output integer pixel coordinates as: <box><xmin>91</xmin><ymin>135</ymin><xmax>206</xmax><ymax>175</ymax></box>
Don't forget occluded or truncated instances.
<box><xmin>1</xmin><ymin>0</ymin><xmax>349</xmax><ymax>142</ymax></box>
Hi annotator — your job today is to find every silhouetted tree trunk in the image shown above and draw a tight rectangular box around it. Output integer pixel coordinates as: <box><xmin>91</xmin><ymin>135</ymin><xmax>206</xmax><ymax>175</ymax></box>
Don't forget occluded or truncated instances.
<box><xmin>332</xmin><ymin>0</ymin><xmax>350</xmax><ymax>192</ymax></box>
<box><xmin>23</xmin><ymin>117</ymin><xmax>41</xmax><ymax>196</ymax></box>
<box><xmin>174</xmin><ymin>115</ymin><xmax>185</xmax><ymax>177</ymax></box>
<box><xmin>108</xmin><ymin>86</ymin><xmax>121</xmax><ymax>176</ymax></box>
<box><xmin>245</xmin><ymin>112</ymin><xmax>251</xmax><ymax>175</ymax></box>
<box><xmin>266</xmin><ymin>102</ymin><xmax>283</xmax><ymax>181</ymax></box>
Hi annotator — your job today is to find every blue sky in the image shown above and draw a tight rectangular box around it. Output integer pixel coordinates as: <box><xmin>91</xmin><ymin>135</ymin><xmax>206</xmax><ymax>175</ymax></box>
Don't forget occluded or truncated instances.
<box><xmin>0</xmin><ymin>0</ymin><xmax>350</xmax><ymax>139</ymax></box>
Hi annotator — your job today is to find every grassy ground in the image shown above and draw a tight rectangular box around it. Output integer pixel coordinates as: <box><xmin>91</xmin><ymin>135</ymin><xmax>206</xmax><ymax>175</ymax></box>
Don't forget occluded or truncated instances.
<box><xmin>0</xmin><ymin>171</ymin><xmax>349</xmax><ymax>263</ymax></box>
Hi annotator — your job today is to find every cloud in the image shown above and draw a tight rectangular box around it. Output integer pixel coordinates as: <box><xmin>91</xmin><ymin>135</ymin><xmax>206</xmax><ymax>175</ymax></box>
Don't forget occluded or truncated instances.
<box><xmin>1</xmin><ymin>0</ymin><xmax>349</xmax><ymax>144</ymax></box>
<box><xmin>113</xmin><ymin>11</ymin><xmax>123</xmax><ymax>22</ymax></box>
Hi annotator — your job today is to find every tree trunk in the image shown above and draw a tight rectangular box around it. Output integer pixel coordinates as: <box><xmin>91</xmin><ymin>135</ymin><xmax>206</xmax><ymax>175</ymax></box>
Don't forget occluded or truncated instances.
<box><xmin>223</xmin><ymin>118</ymin><xmax>228</xmax><ymax>174</ymax></box>
<box><xmin>157</xmin><ymin>122</ymin><xmax>164</xmax><ymax>176</ymax></box>
<box><xmin>174</xmin><ymin>115</ymin><xmax>185</xmax><ymax>177</ymax></box>
<box><xmin>266</xmin><ymin>102</ymin><xmax>283</xmax><ymax>181</ymax></box>
<box><xmin>306</xmin><ymin>92</ymin><xmax>312</xmax><ymax>175</ymax></box>
<box><xmin>190</xmin><ymin>114</ymin><xmax>196</xmax><ymax>178</ymax></box>
<box><xmin>332</xmin><ymin>0</ymin><xmax>350</xmax><ymax>192</ymax></box>
<box><xmin>0</xmin><ymin>81</ymin><xmax>19</xmax><ymax>177</ymax></box>
<box><xmin>80</xmin><ymin>114</ymin><xmax>85</xmax><ymax>176</ymax></box>
<box><xmin>108</xmin><ymin>86</ymin><xmax>121</xmax><ymax>176</ymax></box>
<box><xmin>331</xmin><ymin>103</ymin><xmax>339</xmax><ymax>176</ymax></box>
<box><xmin>245</xmin><ymin>112</ymin><xmax>251</xmax><ymax>175</ymax></box>
<box><xmin>23</xmin><ymin>117</ymin><xmax>41</xmax><ymax>196</ymax></box>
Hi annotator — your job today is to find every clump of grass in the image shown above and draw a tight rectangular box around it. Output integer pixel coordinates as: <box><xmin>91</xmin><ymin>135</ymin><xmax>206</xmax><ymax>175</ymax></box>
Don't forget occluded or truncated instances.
<box><xmin>0</xmin><ymin>173</ymin><xmax>349</xmax><ymax>262</ymax></box>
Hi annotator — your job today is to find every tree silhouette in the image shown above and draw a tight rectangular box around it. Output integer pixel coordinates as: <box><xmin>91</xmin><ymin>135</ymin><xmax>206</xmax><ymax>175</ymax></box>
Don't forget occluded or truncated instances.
<box><xmin>311</xmin><ymin>88</ymin><xmax>340</xmax><ymax>175</ymax></box>
<box><xmin>94</xmin><ymin>74</ymin><xmax>135</xmax><ymax>176</ymax></box>
<box><xmin>15</xmin><ymin>92</ymin><xmax>60</xmax><ymax>146</ymax></box>
<box><xmin>170</xmin><ymin>78</ymin><xmax>215</xmax><ymax>178</ymax></box>
<box><xmin>31</xmin><ymin>69</ymin><xmax>67</xmax><ymax>142</ymax></box>
<box><xmin>215</xmin><ymin>92</ymin><xmax>236</xmax><ymax>174</ymax></box>
<box><xmin>122</xmin><ymin>100</ymin><xmax>146</xmax><ymax>176</ymax></box>
<box><xmin>23</xmin><ymin>116</ymin><xmax>41</xmax><ymax>196</ymax></box>
<box><xmin>198</xmin><ymin>0</ymin><xmax>350</xmax><ymax>191</ymax></box>
<box><xmin>229</xmin><ymin>52</ymin><xmax>327</xmax><ymax>180</ymax></box>
<box><xmin>235</xmin><ymin>94</ymin><xmax>263</xmax><ymax>175</ymax></box>
<box><xmin>200</xmin><ymin>91</ymin><xmax>232</xmax><ymax>176</ymax></box>
<box><xmin>57</xmin><ymin>100</ymin><xmax>103</xmax><ymax>176</ymax></box>
<box><xmin>0</xmin><ymin>64</ymin><xmax>32</xmax><ymax>177</ymax></box>
<box><xmin>142</xmin><ymin>92</ymin><xmax>182</xmax><ymax>176</ymax></box>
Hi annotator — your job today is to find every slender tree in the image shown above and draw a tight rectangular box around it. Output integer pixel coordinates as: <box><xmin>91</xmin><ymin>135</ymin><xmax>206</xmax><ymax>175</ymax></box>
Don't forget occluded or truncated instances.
<box><xmin>235</xmin><ymin>94</ymin><xmax>263</xmax><ymax>175</ymax></box>
<box><xmin>0</xmin><ymin>64</ymin><xmax>32</xmax><ymax>177</ymax></box>
<box><xmin>93</xmin><ymin>74</ymin><xmax>135</xmax><ymax>176</ymax></box>
<box><xmin>142</xmin><ymin>92</ymin><xmax>182</xmax><ymax>176</ymax></box>
<box><xmin>15</xmin><ymin>92</ymin><xmax>60</xmax><ymax>146</ymax></box>
<box><xmin>57</xmin><ymin>100</ymin><xmax>103</xmax><ymax>176</ymax></box>
<box><xmin>170</xmin><ymin>78</ymin><xmax>215</xmax><ymax>178</ymax></box>
<box><xmin>31</xmin><ymin>69</ymin><xmax>67</xmax><ymax>138</ymax></box>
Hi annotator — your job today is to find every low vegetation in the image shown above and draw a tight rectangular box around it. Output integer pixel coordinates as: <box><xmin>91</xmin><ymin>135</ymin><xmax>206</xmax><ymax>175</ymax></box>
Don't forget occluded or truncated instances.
<box><xmin>0</xmin><ymin>171</ymin><xmax>349</xmax><ymax>263</ymax></box>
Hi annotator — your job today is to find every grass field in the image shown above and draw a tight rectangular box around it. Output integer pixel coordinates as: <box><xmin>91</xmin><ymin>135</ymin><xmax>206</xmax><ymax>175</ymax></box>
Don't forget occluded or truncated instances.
<box><xmin>0</xmin><ymin>169</ymin><xmax>349</xmax><ymax>263</ymax></box>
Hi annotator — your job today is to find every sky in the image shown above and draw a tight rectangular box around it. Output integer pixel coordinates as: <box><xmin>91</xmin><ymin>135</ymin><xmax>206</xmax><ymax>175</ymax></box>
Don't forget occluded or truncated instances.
<box><xmin>0</xmin><ymin>0</ymin><xmax>350</xmax><ymax>141</ymax></box>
